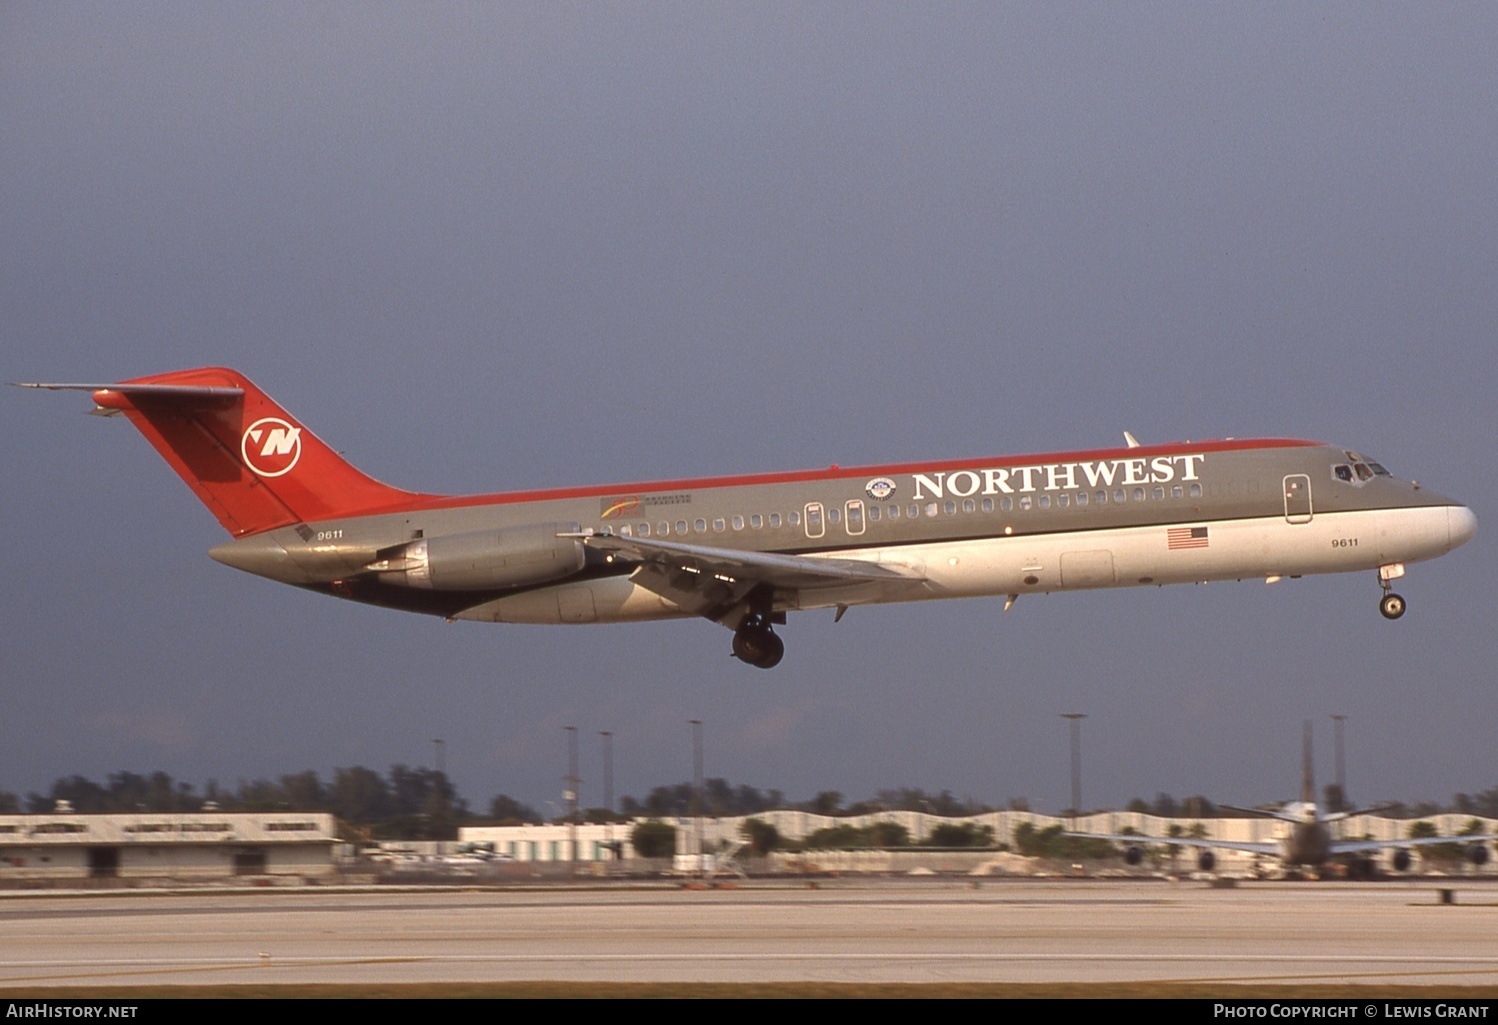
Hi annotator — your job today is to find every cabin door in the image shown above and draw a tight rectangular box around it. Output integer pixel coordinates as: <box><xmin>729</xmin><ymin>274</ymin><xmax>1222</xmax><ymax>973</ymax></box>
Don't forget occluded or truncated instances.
<box><xmin>1283</xmin><ymin>475</ymin><xmax>1313</xmax><ymax>524</ymax></box>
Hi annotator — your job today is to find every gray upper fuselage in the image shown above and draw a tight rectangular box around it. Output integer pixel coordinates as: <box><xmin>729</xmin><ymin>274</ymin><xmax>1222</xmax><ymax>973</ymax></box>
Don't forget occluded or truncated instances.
<box><xmin>209</xmin><ymin>437</ymin><xmax>1467</xmax><ymax>618</ymax></box>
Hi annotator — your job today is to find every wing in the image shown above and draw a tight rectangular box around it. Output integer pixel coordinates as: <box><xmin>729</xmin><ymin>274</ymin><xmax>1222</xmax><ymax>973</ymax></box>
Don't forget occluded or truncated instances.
<box><xmin>1329</xmin><ymin>833</ymin><xmax>1498</xmax><ymax>856</ymax></box>
<box><xmin>566</xmin><ymin>531</ymin><xmax>927</xmax><ymax>622</ymax></box>
<box><xmin>1067</xmin><ymin>832</ymin><xmax>1280</xmax><ymax>855</ymax></box>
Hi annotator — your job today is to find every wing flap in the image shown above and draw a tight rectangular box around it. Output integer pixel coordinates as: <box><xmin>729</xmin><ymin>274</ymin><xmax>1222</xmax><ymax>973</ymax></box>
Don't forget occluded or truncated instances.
<box><xmin>567</xmin><ymin>531</ymin><xmax>926</xmax><ymax>620</ymax></box>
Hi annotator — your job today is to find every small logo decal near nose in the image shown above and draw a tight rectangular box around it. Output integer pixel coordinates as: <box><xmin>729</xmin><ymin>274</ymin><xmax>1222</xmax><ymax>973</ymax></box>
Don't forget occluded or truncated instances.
<box><xmin>241</xmin><ymin>417</ymin><xmax>302</xmax><ymax>477</ymax></box>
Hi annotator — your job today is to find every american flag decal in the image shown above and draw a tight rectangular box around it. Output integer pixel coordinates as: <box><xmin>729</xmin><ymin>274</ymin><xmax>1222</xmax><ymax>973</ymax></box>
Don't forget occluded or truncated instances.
<box><xmin>1167</xmin><ymin>526</ymin><xmax>1210</xmax><ymax>550</ymax></box>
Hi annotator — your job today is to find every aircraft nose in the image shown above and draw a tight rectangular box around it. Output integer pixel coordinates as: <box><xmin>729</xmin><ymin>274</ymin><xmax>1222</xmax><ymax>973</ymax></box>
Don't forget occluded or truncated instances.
<box><xmin>1448</xmin><ymin>505</ymin><xmax>1477</xmax><ymax>551</ymax></box>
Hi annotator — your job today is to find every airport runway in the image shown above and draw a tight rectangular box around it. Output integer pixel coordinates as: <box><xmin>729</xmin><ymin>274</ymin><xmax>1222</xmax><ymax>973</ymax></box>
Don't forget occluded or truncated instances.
<box><xmin>1</xmin><ymin>880</ymin><xmax>1496</xmax><ymax>989</ymax></box>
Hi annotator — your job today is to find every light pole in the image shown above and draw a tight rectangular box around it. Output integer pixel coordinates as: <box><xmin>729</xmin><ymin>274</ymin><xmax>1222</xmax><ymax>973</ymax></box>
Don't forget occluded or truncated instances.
<box><xmin>600</xmin><ymin>730</ymin><xmax>614</xmax><ymax>872</ymax></box>
<box><xmin>1331</xmin><ymin>714</ymin><xmax>1348</xmax><ymax>812</ymax></box>
<box><xmin>1060</xmin><ymin>713</ymin><xmax>1087</xmax><ymax>826</ymax></box>
<box><xmin>689</xmin><ymin>718</ymin><xmax>704</xmax><ymax>876</ymax></box>
<box><xmin>564</xmin><ymin>725</ymin><xmax>579</xmax><ymax>878</ymax></box>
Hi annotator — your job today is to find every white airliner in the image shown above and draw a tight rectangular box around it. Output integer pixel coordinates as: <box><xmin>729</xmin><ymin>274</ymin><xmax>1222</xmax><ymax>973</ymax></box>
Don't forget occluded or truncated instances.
<box><xmin>21</xmin><ymin>368</ymin><xmax>1476</xmax><ymax>667</ymax></box>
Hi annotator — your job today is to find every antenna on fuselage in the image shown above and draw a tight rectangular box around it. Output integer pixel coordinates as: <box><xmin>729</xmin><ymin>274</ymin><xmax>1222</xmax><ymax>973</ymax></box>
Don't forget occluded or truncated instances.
<box><xmin>1123</xmin><ymin>431</ymin><xmax>1141</xmax><ymax>448</ymax></box>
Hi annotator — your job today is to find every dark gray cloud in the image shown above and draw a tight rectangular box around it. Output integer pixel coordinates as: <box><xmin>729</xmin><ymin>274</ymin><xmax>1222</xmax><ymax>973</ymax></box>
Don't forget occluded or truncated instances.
<box><xmin>4</xmin><ymin>4</ymin><xmax>1493</xmax><ymax>813</ymax></box>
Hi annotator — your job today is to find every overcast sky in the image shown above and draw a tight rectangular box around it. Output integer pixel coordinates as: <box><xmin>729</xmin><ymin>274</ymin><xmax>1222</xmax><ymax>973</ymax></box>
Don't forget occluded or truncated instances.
<box><xmin>4</xmin><ymin>3</ymin><xmax>1495</xmax><ymax>816</ymax></box>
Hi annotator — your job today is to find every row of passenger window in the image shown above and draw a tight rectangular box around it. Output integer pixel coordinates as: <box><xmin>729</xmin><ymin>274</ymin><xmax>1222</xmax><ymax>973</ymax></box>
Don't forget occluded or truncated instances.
<box><xmin>611</xmin><ymin>482</ymin><xmax>1206</xmax><ymax>538</ymax></box>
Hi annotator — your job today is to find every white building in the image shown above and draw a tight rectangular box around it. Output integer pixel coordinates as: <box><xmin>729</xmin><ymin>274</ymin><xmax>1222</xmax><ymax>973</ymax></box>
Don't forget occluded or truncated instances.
<box><xmin>0</xmin><ymin>811</ymin><xmax>338</xmax><ymax>883</ymax></box>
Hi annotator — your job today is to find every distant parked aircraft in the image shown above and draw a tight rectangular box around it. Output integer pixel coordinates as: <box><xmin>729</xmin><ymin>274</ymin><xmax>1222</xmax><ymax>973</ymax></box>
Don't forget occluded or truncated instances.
<box><xmin>1070</xmin><ymin>723</ymin><xmax>1494</xmax><ymax>875</ymax></box>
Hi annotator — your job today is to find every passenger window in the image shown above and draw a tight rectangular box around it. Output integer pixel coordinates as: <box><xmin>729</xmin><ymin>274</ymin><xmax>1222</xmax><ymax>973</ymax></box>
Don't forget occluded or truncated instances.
<box><xmin>925</xmin><ymin>502</ymin><xmax>939</xmax><ymax>518</ymax></box>
<box><xmin>789</xmin><ymin>510</ymin><xmax>800</xmax><ymax>526</ymax></box>
<box><xmin>713</xmin><ymin>517</ymin><xmax>725</xmax><ymax>532</ymax></box>
<box><xmin>1076</xmin><ymin>491</ymin><xmax>1088</xmax><ymax>507</ymax></box>
<box><xmin>1115</xmin><ymin>489</ymin><xmax>1126</xmax><ymax>503</ymax></box>
<box><xmin>828</xmin><ymin>507</ymin><xmax>841</xmax><ymax>524</ymax></box>
<box><xmin>1056</xmin><ymin>494</ymin><xmax>1069</xmax><ymax>508</ymax></box>
<box><xmin>676</xmin><ymin>520</ymin><xmax>687</xmax><ymax>534</ymax></box>
<box><xmin>732</xmin><ymin>515</ymin><xmax>744</xmax><ymax>530</ymax></box>
<box><xmin>639</xmin><ymin>522</ymin><xmax>650</xmax><ymax>537</ymax></box>
<box><xmin>769</xmin><ymin>512</ymin><xmax>781</xmax><ymax>528</ymax></box>
<box><xmin>1172</xmin><ymin>485</ymin><xmax>1183</xmax><ymax>499</ymax></box>
<box><xmin>981</xmin><ymin>497</ymin><xmax>993</xmax><ymax>513</ymax></box>
<box><xmin>660</xmin><ymin>522</ymin><xmax>671</xmax><ymax>536</ymax></box>
<box><xmin>1038</xmin><ymin>495</ymin><xmax>1050</xmax><ymax>509</ymax></box>
<box><xmin>886</xmin><ymin>504</ymin><xmax>899</xmax><ymax>520</ymax></box>
<box><xmin>695</xmin><ymin>518</ymin><xmax>707</xmax><ymax>533</ymax></box>
<box><xmin>1132</xmin><ymin>488</ymin><xmax>1145</xmax><ymax>502</ymax></box>
<box><xmin>1152</xmin><ymin>486</ymin><xmax>1164</xmax><ymax>501</ymax></box>
<box><xmin>944</xmin><ymin>500</ymin><xmax>956</xmax><ymax>516</ymax></box>
<box><xmin>867</xmin><ymin>505</ymin><xmax>881</xmax><ymax>521</ymax></box>
<box><xmin>750</xmin><ymin>514</ymin><xmax>762</xmax><ymax>528</ymax></box>
<box><xmin>1001</xmin><ymin>497</ymin><xmax>1013</xmax><ymax>511</ymax></box>
<box><xmin>1190</xmin><ymin>484</ymin><xmax>1202</xmax><ymax>498</ymax></box>
<box><xmin>620</xmin><ymin>524</ymin><xmax>632</xmax><ymax>537</ymax></box>
<box><xmin>1019</xmin><ymin>496</ymin><xmax>1032</xmax><ymax>511</ymax></box>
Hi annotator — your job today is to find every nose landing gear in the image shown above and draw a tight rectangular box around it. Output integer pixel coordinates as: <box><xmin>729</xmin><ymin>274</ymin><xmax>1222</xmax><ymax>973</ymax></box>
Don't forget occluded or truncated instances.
<box><xmin>732</xmin><ymin>614</ymin><xmax>784</xmax><ymax>669</ymax></box>
<box><xmin>1377</xmin><ymin>564</ymin><xmax>1406</xmax><ymax>620</ymax></box>
<box><xmin>1379</xmin><ymin>591</ymin><xmax>1406</xmax><ymax>620</ymax></box>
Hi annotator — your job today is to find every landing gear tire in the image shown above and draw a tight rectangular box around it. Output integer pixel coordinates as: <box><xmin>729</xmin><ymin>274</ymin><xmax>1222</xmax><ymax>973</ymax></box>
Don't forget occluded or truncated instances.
<box><xmin>1380</xmin><ymin>592</ymin><xmax>1406</xmax><ymax>620</ymax></box>
<box><xmin>732</xmin><ymin>618</ymin><xmax>784</xmax><ymax>669</ymax></box>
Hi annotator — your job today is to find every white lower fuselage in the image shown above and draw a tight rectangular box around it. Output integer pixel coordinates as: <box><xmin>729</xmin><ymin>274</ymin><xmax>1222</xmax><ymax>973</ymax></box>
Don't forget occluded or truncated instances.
<box><xmin>459</xmin><ymin>504</ymin><xmax>1465</xmax><ymax>624</ymax></box>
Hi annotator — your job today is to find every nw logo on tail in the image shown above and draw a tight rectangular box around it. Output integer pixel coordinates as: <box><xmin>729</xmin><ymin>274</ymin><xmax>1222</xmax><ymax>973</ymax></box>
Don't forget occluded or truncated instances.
<box><xmin>241</xmin><ymin>417</ymin><xmax>302</xmax><ymax>477</ymax></box>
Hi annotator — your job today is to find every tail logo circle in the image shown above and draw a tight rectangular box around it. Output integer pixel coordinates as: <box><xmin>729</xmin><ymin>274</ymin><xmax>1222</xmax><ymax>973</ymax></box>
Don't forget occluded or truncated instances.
<box><xmin>241</xmin><ymin>417</ymin><xmax>303</xmax><ymax>477</ymax></box>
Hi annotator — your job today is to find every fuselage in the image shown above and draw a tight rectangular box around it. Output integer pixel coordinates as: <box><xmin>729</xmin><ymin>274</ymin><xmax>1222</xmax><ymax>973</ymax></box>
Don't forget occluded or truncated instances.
<box><xmin>210</xmin><ymin>437</ymin><xmax>1475</xmax><ymax>625</ymax></box>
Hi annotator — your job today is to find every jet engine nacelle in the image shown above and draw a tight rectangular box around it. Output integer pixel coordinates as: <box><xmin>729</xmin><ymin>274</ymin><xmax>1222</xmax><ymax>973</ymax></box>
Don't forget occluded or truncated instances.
<box><xmin>367</xmin><ymin>522</ymin><xmax>585</xmax><ymax>590</ymax></box>
<box><xmin>1196</xmin><ymin>850</ymin><xmax>1216</xmax><ymax>872</ymax></box>
<box><xmin>1468</xmin><ymin>843</ymin><xmax>1491</xmax><ymax>867</ymax></box>
<box><xmin>1124</xmin><ymin>845</ymin><xmax>1144</xmax><ymax>866</ymax></box>
<box><xmin>1391</xmin><ymin>848</ymin><xmax>1413</xmax><ymax>872</ymax></box>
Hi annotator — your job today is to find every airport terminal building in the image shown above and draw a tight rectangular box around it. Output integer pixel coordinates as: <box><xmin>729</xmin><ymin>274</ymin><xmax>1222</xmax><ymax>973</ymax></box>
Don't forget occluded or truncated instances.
<box><xmin>0</xmin><ymin>810</ymin><xmax>338</xmax><ymax>884</ymax></box>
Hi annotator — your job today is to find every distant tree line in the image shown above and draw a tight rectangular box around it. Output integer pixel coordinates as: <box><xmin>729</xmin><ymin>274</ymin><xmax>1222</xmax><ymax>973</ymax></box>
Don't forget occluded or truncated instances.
<box><xmin>2</xmin><ymin>767</ymin><xmax>473</xmax><ymax>840</ymax></box>
<box><xmin>618</xmin><ymin>781</ymin><xmax>995</xmax><ymax>819</ymax></box>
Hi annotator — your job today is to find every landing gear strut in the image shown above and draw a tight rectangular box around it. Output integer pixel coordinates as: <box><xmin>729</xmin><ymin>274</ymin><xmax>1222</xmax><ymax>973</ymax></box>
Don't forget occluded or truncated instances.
<box><xmin>732</xmin><ymin>614</ymin><xmax>784</xmax><ymax>669</ymax></box>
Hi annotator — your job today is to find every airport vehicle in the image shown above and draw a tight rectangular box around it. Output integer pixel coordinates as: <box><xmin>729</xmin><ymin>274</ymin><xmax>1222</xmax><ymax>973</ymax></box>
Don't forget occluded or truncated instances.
<box><xmin>1070</xmin><ymin>724</ymin><xmax>1495</xmax><ymax>876</ymax></box>
<box><xmin>22</xmin><ymin>367</ymin><xmax>1476</xmax><ymax>667</ymax></box>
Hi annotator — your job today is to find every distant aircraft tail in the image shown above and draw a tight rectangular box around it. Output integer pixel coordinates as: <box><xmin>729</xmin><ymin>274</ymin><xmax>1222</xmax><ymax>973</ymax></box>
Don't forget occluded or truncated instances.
<box><xmin>25</xmin><ymin>367</ymin><xmax>427</xmax><ymax>537</ymax></box>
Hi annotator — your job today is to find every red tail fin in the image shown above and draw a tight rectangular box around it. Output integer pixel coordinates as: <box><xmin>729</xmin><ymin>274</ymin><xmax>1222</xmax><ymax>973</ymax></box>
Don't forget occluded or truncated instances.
<box><xmin>93</xmin><ymin>367</ymin><xmax>427</xmax><ymax>536</ymax></box>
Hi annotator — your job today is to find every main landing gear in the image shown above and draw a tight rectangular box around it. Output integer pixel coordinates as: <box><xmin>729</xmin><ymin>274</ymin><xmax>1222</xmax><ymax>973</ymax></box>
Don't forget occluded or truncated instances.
<box><xmin>732</xmin><ymin>614</ymin><xmax>784</xmax><ymax>669</ymax></box>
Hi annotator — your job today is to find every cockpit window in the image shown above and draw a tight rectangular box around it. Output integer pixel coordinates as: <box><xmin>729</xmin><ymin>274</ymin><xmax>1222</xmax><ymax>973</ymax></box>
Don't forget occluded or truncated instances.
<box><xmin>1334</xmin><ymin>465</ymin><xmax>1354</xmax><ymax>483</ymax></box>
<box><xmin>1368</xmin><ymin>462</ymin><xmax>1391</xmax><ymax>476</ymax></box>
<box><xmin>1354</xmin><ymin>463</ymin><xmax>1373</xmax><ymax>481</ymax></box>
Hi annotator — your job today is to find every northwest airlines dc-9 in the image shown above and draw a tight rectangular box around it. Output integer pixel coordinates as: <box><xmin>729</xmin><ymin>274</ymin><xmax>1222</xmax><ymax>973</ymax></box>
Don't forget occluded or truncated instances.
<box><xmin>22</xmin><ymin>368</ymin><xmax>1476</xmax><ymax>668</ymax></box>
